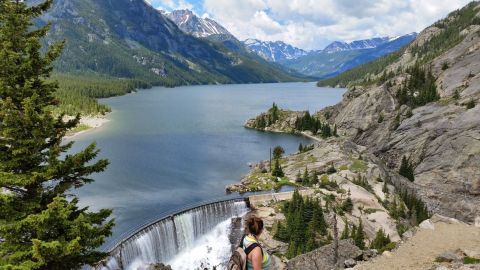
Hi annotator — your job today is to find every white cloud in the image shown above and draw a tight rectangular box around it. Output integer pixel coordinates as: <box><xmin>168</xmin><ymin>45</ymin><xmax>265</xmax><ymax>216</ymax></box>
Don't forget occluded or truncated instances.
<box><xmin>202</xmin><ymin>0</ymin><xmax>472</xmax><ymax>50</ymax></box>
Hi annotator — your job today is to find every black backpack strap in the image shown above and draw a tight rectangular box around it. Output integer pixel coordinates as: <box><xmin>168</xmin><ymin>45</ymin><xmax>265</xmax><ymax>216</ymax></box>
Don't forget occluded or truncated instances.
<box><xmin>239</xmin><ymin>234</ymin><xmax>246</xmax><ymax>248</ymax></box>
<box><xmin>242</xmin><ymin>234</ymin><xmax>264</xmax><ymax>257</ymax></box>
<box><xmin>244</xmin><ymin>243</ymin><xmax>260</xmax><ymax>255</ymax></box>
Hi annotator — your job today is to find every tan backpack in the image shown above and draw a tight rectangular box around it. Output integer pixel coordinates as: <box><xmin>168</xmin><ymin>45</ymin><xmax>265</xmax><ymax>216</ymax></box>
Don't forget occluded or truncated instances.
<box><xmin>227</xmin><ymin>235</ymin><xmax>261</xmax><ymax>270</ymax></box>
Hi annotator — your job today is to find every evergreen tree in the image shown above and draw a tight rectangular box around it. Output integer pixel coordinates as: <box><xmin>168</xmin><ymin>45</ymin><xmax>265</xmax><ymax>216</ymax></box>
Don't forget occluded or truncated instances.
<box><xmin>271</xmin><ymin>158</ymin><xmax>284</xmax><ymax>177</ymax></box>
<box><xmin>0</xmin><ymin>1</ymin><xmax>113</xmax><ymax>268</ymax></box>
<box><xmin>295</xmin><ymin>170</ymin><xmax>302</xmax><ymax>183</ymax></box>
<box><xmin>272</xmin><ymin>145</ymin><xmax>285</xmax><ymax>159</ymax></box>
<box><xmin>298</xmin><ymin>143</ymin><xmax>303</xmax><ymax>152</ymax></box>
<box><xmin>399</xmin><ymin>156</ymin><xmax>415</xmax><ymax>181</ymax></box>
<box><xmin>354</xmin><ymin>220</ymin><xmax>366</xmax><ymax>250</ymax></box>
<box><xmin>340</xmin><ymin>221</ymin><xmax>350</xmax><ymax>240</ymax></box>
<box><xmin>370</xmin><ymin>229</ymin><xmax>391</xmax><ymax>251</ymax></box>
<box><xmin>302</xmin><ymin>167</ymin><xmax>309</xmax><ymax>185</ymax></box>
<box><xmin>341</xmin><ymin>197</ymin><xmax>354</xmax><ymax>213</ymax></box>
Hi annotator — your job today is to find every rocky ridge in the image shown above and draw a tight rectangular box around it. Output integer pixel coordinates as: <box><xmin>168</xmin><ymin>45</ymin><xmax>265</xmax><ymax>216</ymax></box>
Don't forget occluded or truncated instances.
<box><xmin>320</xmin><ymin>3</ymin><xmax>480</xmax><ymax>222</ymax></box>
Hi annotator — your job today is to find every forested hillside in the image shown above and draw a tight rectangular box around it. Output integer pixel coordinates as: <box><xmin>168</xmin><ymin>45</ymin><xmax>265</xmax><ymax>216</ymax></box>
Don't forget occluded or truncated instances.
<box><xmin>28</xmin><ymin>0</ymin><xmax>303</xmax><ymax>115</ymax></box>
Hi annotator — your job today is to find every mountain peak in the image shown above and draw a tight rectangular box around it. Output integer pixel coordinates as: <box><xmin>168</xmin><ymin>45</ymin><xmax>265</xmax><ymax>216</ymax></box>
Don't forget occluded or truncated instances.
<box><xmin>323</xmin><ymin>37</ymin><xmax>391</xmax><ymax>52</ymax></box>
<box><xmin>165</xmin><ymin>9</ymin><xmax>234</xmax><ymax>39</ymax></box>
<box><xmin>243</xmin><ymin>39</ymin><xmax>307</xmax><ymax>62</ymax></box>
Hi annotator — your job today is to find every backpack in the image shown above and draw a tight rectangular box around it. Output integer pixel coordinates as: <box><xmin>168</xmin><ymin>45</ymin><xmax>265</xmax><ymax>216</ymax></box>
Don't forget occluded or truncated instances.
<box><xmin>227</xmin><ymin>235</ymin><xmax>261</xmax><ymax>270</ymax></box>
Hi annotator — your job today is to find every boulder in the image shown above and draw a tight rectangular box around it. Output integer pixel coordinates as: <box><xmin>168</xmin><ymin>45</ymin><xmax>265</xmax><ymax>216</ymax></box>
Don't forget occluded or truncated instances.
<box><xmin>435</xmin><ymin>251</ymin><xmax>462</xmax><ymax>263</ymax></box>
<box><xmin>146</xmin><ymin>263</ymin><xmax>172</xmax><ymax>270</ymax></box>
<box><xmin>362</xmin><ymin>249</ymin><xmax>378</xmax><ymax>261</ymax></box>
<box><xmin>419</xmin><ymin>219</ymin><xmax>435</xmax><ymax>230</ymax></box>
<box><xmin>344</xmin><ymin>259</ymin><xmax>357</xmax><ymax>268</ymax></box>
<box><xmin>287</xmin><ymin>239</ymin><xmax>362</xmax><ymax>270</ymax></box>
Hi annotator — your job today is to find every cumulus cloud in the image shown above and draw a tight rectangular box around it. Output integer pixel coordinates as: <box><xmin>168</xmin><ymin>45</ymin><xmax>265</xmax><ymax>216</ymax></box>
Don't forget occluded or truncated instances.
<box><xmin>202</xmin><ymin>0</ymin><xmax>472</xmax><ymax>50</ymax></box>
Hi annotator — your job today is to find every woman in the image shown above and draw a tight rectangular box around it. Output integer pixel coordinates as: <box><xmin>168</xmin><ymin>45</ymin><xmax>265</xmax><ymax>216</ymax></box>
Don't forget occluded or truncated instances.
<box><xmin>243</xmin><ymin>216</ymin><xmax>271</xmax><ymax>270</ymax></box>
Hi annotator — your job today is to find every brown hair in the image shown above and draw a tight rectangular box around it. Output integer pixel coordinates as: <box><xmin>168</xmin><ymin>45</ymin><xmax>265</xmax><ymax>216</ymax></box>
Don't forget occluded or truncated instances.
<box><xmin>246</xmin><ymin>215</ymin><xmax>264</xmax><ymax>236</ymax></box>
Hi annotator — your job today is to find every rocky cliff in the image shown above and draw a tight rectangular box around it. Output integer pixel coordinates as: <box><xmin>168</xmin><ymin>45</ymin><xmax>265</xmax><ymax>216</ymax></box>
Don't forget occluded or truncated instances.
<box><xmin>321</xmin><ymin>3</ymin><xmax>480</xmax><ymax>222</ymax></box>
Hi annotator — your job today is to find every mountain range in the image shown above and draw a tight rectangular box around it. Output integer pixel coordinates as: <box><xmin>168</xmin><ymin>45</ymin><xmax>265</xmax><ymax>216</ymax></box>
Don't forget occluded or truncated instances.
<box><xmin>34</xmin><ymin>0</ymin><xmax>300</xmax><ymax>86</ymax></box>
<box><xmin>280</xmin><ymin>33</ymin><xmax>417</xmax><ymax>78</ymax></box>
<box><xmin>140</xmin><ymin>7</ymin><xmax>417</xmax><ymax>80</ymax></box>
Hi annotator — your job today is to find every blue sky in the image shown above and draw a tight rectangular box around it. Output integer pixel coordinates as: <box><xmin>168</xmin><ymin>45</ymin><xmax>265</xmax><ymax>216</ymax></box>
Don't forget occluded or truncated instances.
<box><xmin>145</xmin><ymin>0</ymin><xmax>472</xmax><ymax>50</ymax></box>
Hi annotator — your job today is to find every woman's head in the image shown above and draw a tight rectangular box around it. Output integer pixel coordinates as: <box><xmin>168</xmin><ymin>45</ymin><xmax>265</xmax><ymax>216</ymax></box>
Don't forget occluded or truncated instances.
<box><xmin>246</xmin><ymin>215</ymin><xmax>264</xmax><ymax>236</ymax></box>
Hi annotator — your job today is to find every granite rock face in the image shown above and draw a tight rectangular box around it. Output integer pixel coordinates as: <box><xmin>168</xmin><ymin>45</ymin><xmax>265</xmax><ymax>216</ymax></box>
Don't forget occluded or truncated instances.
<box><xmin>321</xmin><ymin>7</ymin><xmax>480</xmax><ymax>223</ymax></box>
<box><xmin>286</xmin><ymin>240</ymin><xmax>362</xmax><ymax>270</ymax></box>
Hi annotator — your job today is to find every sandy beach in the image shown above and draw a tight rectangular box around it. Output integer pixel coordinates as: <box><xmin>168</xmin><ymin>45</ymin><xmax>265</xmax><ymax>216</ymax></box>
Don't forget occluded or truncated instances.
<box><xmin>64</xmin><ymin>114</ymin><xmax>110</xmax><ymax>139</ymax></box>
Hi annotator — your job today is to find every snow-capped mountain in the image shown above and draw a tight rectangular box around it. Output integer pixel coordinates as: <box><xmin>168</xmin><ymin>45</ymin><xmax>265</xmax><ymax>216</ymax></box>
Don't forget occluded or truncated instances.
<box><xmin>323</xmin><ymin>37</ymin><xmax>391</xmax><ymax>52</ymax></box>
<box><xmin>243</xmin><ymin>39</ymin><xmax>308</xmax><ymax>62</ymax></box>
<box><xmin>281</xmin><ymin>33</ymin><xmax>418</xmax><ymax>78</ymax></box>
<box><xmin>164</xmin><ymin>9</ymin><xmax>234</xmax><ymax>39</ymax></box>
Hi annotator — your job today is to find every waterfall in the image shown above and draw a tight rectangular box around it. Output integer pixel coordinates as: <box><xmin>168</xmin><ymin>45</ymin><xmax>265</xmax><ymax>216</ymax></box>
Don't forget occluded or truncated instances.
<box><xmin>98</xmin><ymin>199</ymin><xmax>248</xmax><ymax>270</ymax></box>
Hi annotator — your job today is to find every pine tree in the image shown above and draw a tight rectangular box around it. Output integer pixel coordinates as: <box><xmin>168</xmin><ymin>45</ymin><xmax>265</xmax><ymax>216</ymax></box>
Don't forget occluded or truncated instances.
<box><xmin>370</xmin><ymin>229</ymin><xmax>391</xmax><ymax>251</ymax></box>
<box><xmin>0</xmin><ymin>1</ymin><xmax>113</xmax><ymax>268</ymax></box>
<box><xmin>354</xmin><ymin>220</ymin><xmax>366</xmax><ymax>250</ymax></box>
<box><xmin>303</xmin><ymin>167</ymin><xmax>309</xmax><ymax>184</ymax></box>
<box><xmin>341</xmin><ymin>197</ymin><xmax>354</xmax><ymax>213</ymax></box>
<box><xmin>272</xmin><ymin>158</ymin><xmax>284</xmax><ymax>177</ymax></box>
<box><xmin>272</xmin><ymin>145</ymin><xmax>285</xmax><ymax>159</ymax></box>
<box><xmin>399</xmin><ymin>155</ymin><xmax>415</xmax><ymax>181</ymax></box>
<box><xmin>340</xmin><ymin>220</ymin><xmax>350</xmax><ymax>240</ymax></box>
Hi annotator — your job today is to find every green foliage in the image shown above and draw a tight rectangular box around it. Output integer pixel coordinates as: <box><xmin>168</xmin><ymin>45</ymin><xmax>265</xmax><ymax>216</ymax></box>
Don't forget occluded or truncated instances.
<box><xmin>252</xmin><ymin>103</ymin><xmax>282</xmax><ymax>129</ymax></box>
<box><xmin>272</xmin><ymin>159</ymin><xmax>284</xmax><ymax>177</ymax></box>
<box><xmin>326</xmin><ymin>164</ymin><xmax>337</xmax><ymax>174</ymax></box>
<box><xmin>298</xmin><ymin>143</ymin><xmax>314</xmax><ymax>153</ymax></box>
<box><xmin>370</xmin><ymin>229</ymin><xmax>392</xmax><ymax>252</ymax></box>
<box><xmin>396</xmin><ymin>64</ymin><xmax>439</xmax><ymax>108</ymax></box>
<box><xmin>319</xmin><ymin>175</ymin><xmax>338</xmax><ymax>190</ymax></box>
<box><xmin>295</xmin><ymin>111</ymin><xmax>334</xmax><ymax>138</ymax></box>
<box><xmin>340</xmin><ymin>220</ymin><xmax>350</xmax><ymax>240</ymax></box>
<box><xmin>399</xmin><ymin>190</ymin><xmax>430</xmax><ymax>225</ymax></box>
<box><xmin>340</xmin><ymin>197</ymin><xmax>354</xmax><ymax>213</ymax></box>
<box><xmin>273</xmin><ymin>145</ymin><xmax>285</xmax><ymax>159</ymax></box>
<box><xmin>350</xmin><ymin>159</ymin><xmax>368</xmax><ymax>172</ymax></box>
<box><xmin>275</xmin><ymin>190</ymin><xmax>328</xmax><ymax>258</ymax></box>
<box><xmin>388</xmin><ymin>197</ymin><xmax>407</xmax><ymax>220</ymax></box>
<box><xmin>318</xmin><ymin>2</ymin><xmax>480</xmax><ymax>88</ymax></box>
<box><xmin>453</xmin><ymin>88</ymin><xmax>461</xmax><ymax>100</ymax></box>
<box><xmin>52</xmin><ymin>74</ymin><xmax>148</xmax><ymax>116</ymax></box>
<box><xmin>399</xmin><ymin>156</ymin><xmax>415</xmax><ymax>182</ymax></box>
<box><xmin>0</xmin><ymin>1</ymin><xmax>113</xmax><ymax>268</ymax></box>
<box><xmin>441</xmin><ymin>61</ymin><xmax>449</xmax><ymax>70</ymax></box>
<box><xmin>466</xmin><ymin>99</ymin><xmax>476</xmax><ymax>109</ymax></box>
<box><xmin>411</xmin><ymin>2</ymin><xmax>480</xmax><ymax>63</ymax></box>
<box><xmin>317</xmin><ymin>48</ymin><xmax>406</xmax><ymax>88</ymax></box>
<box><xmin>353</xmin><ymin>174</ymin><xmax>373</xmax><ymax>192</ymax></box>
<box><xmin>353</xmin><ymin>220</ymin><xmax>366</xmax><ymax>250</ymax></box>
<box><xmin>464</xmin><ymin>256</ymin><xmax>480</xmax><ymax>264</ymax></box>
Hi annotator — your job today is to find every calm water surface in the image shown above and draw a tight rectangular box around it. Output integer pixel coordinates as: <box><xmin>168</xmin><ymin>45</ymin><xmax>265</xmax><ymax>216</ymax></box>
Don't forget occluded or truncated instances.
<box><xmin>69</xmin><ymin>82</ymin><xmax>345</xmax><ymax>245</ymax></box>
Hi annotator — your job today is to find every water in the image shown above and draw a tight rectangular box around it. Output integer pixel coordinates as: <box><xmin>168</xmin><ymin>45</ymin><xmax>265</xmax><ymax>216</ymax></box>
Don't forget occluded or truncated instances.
<box><xmin>101</xmin><ymin>200</ymin><xmax>248</xmax><ymax>270</ymax></box>
<box><xmin>69</xmin><ymin>82</ymin><xmax>345</xmax><ymax>266</ymax></box>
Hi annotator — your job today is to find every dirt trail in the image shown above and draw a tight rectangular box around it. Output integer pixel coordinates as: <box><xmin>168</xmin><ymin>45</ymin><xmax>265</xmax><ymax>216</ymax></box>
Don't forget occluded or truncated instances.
<box><xmin>354</xmin><ymin>221</ymin><xmax>480</xmax><ymax>270</ymax></box>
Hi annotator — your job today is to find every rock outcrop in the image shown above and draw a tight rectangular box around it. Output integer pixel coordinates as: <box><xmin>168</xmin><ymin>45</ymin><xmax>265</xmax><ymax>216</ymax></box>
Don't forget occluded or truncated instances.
<box><xmin>287</xmin><ymin>239</ymin><xmax>362</xmax><ymax>270</ymax></box>
<box><xmin>318</xmin><ymin>2</ymin><xmax>480</xmax><ymax>223</ymax></box>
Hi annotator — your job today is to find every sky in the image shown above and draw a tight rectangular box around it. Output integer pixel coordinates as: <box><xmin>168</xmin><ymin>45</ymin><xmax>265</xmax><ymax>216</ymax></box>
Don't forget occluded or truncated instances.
<box><xmin>145</xmin><ymin>0</ymin><xmax>473</xmax><ymax>50</ymax></box>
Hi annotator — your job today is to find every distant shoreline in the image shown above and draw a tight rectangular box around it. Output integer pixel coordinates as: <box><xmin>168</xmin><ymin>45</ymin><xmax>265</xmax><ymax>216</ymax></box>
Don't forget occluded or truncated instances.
<box><xmin>65</xmin><ymin>114</ymin><xmax>110</xmax><ymax>140</ymax></box>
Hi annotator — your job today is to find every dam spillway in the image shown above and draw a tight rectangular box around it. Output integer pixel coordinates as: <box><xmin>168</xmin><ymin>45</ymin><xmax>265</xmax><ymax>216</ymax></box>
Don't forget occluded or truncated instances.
<box><xmin>98</xmin><ymin>198</ymin><xmax>249</xmax><ymax>270</ymax></box>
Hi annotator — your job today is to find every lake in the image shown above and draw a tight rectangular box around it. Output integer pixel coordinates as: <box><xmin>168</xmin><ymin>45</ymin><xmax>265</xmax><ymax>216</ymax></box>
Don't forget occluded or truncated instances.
<box><xmin>69</xmin><ymin>82</ymin><xmax>345</xmax><ymax>247</ymax></box>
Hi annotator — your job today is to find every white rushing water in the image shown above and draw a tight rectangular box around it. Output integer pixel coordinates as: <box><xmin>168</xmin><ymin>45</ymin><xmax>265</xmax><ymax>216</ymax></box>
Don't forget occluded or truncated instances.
<box><xmin>167</xmin><ymin>219</ymin><xmax>233</xmax><ymax>270</ymax></box>
<box><xmin>100</xmin><ymin>200</ymin><xmax>248</xmax><ymax>270</ymax></box>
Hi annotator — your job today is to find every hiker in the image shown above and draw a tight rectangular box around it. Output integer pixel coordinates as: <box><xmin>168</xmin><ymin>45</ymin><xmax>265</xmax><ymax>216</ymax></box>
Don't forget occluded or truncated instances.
<box><xmin>243</xmin><ymin>216</ymin><xmax>271</xmax><ymax>270</ymax></box>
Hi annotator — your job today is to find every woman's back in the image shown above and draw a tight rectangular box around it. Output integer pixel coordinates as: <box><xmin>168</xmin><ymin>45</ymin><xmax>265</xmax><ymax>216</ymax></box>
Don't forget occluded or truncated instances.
<box><xmin>243</xmin><ymin>215</ymin><xmax>271</xmax><ymax>270</ymax></box>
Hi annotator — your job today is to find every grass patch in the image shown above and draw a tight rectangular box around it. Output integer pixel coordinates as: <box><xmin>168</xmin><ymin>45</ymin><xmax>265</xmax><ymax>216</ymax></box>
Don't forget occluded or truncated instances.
<box><xmin>350</xmin><ymin>159</ymin><xmax>368</xmax><ymax>172</ymax></box>
<box><xmin>464</xmin><ymin>257</ymin><xmax>480</xmax><ymax>264</ymax></box>
<box><xmin>364</xmin><ymin>208</ymin><xmax>383</xmax><ymax>214</ymax></box>
<box><xmin>67</xmin><ymin>123</ymin><xmax>91</xmax><ymax>135</ymax></box>
<box><xmin>338</xmin><ymin>165</ymin><xmax>349</xmax><ymax>171</ymax></box>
